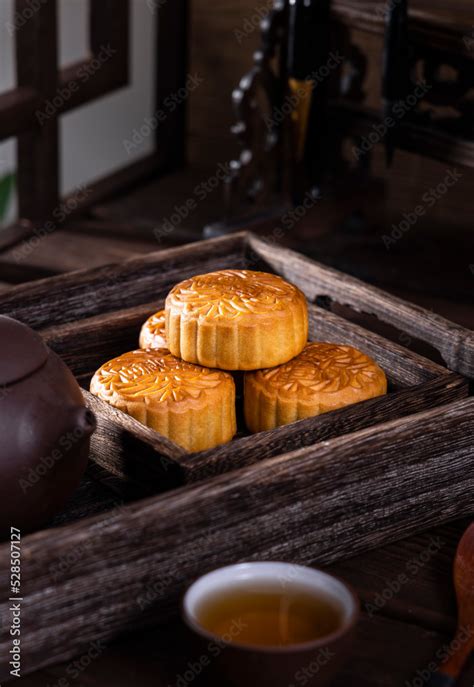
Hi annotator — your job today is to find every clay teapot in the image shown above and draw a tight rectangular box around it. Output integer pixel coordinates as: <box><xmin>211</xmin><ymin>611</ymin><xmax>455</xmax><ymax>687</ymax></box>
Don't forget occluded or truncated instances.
<box><xmin>0</xmin><ymin>316</ymin><xmax>96</xmax><ymax>535</ymax></box>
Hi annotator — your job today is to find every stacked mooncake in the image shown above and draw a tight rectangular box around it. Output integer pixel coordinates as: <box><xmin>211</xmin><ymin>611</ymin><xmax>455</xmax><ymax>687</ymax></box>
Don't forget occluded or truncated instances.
<box><xmin>91</xmin><ymin>270</ymin><xmax>387</xmax><ymax>451</ymax></box>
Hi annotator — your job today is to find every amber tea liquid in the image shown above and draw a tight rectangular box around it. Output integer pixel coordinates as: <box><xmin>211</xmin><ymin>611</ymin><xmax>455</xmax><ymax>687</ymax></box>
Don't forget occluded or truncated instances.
<box><xmin>196</xmin><ymin>584</ymin><xmax>343</xmax><ymax>647</ymax></box>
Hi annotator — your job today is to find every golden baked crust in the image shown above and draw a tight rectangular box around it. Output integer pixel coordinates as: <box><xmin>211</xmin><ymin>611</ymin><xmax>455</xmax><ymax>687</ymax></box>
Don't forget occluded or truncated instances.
<box><xmin>139</xmin><ymin>310</ymin><xmax>167</xmax><ymax>350</ymax></box>
<box><xmin>90</xmin><ymin>349</ymin><xmax>236</xmax><ymax>452</ymax></box>
<box><xmin>165</xmin><ymin>270</ymin><xmax>308</xmax><ymax>370</ymax></box>
<box><xmin>244</xmin><ymin>342</ymin><xmax>387</xmax><ymax>432</ymax></box>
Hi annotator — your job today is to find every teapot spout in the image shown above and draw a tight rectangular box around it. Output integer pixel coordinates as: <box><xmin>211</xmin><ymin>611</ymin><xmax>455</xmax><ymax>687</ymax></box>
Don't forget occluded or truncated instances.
<box><xmin>73</xmin><ymin>406</ymin><xmax>97</xmax><ymax>438</ymax></box>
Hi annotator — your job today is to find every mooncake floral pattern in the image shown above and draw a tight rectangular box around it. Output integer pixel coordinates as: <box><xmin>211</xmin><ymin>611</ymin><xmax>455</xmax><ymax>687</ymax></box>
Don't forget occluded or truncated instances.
<box><xmin>258</xmin><ymin>343</ymin><xmax>384</xmax><ymax>398</ymax></box>
<box><xmin>93</xmin><ymin>350</ymin><xmax>226</xmax><ymax>403</ymax></box>
<box><xmin>140</xmin><ymin>310</ymin><xmax>167</xmax><ymax>349</ymax></box>
<box><xmin>167</xmin><ymin>270</ymin><xmax>303</xmax><ymax>318</ymax></box>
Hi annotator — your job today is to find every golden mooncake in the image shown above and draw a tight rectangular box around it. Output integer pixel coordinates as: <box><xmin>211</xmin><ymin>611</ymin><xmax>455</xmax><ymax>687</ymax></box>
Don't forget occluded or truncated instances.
<box><xmin>165</xmin><ymin>270</ymin><xmax>308</xmax><ymax>370</ymax></box>
<box><xmin>90</xmin><ymin>349</ymin><xmax>236</xmax><ymax>452</ymax></box>
<box><xmin>139</xmin><ymin>310</ymin><xmax>167</xmax><ymax>350</ymax></box>
<box><xmin>244</xmin><ymin>342</ymin><xmax>387</xmax><ymax>433</ymax></box>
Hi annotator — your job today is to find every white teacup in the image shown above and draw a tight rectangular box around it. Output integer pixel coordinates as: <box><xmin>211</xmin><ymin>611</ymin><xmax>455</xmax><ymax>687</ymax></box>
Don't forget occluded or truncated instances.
<box><xmin>182</xmin><ymin>562</ymin><xmax>359</xmax><ymax>687</ymax></box>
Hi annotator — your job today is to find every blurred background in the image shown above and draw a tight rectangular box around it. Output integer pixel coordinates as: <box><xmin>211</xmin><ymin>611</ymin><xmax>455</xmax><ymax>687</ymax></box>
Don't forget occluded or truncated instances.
<box><xmin>0</xmin><ymin>0</ymin><xmax>472</xmax><ymax>328</ymax></box>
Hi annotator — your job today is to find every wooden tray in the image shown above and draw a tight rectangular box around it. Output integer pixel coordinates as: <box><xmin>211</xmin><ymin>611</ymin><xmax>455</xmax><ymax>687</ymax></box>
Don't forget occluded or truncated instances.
<box><xmin>0</xmin><ymin>233</ymin><xmax>472</xmax><ymax>679</ymax></box>
<box><xmin>0</xmin><ymin>232</ymin><xmax>469</xmax><ymax>492</ymax></box>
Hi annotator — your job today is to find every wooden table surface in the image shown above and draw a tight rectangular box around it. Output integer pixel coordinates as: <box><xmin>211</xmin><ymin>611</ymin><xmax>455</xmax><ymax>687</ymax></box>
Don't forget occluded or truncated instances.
<box><xmin>13</xmin><ymin>519</ymin><xmax>474</xmax><ymax>686</ymax></box>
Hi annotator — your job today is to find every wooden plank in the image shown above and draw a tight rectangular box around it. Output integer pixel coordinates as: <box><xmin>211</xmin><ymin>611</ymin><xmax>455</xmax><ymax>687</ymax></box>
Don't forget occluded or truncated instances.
<box><xmin>0</xmin><ymin>231</ymin><xmax>156</xmax><ymax>274</ymax></box>
<box><xmin>0</xmin><ymin>261</ymin><xmax>58</xmax><ymax>284</ymax></box>
<box><xmin>42</xmin><ymin>301</ymin><xmax>163</xmax><ymax>376</ymax></box>
<box><xmin>12</xmin><ymin>520</ymin><xmax>474</xmax><ymax>686</ymax></box>
<box><xmin>0</xmin><ymin>221</ymin><xmax>39</xmax><ymax>254</ymax></box>
<box><xmin>16</xmin><ymin>0</ymin><xmax>59</xmax><ymax>221</ymax></box>
<box><xmin>0</xmin><ymin>233</ymin><xmax>247</xmax><ymax>328</ymax></box>
<box><xmin>10</xmin><ymin>518</ymin><xmax>472</xmax><ymax>683</ymax></box>
<box><xmin>0</xmin><ymin>397</ymin><xmax>472</xmax><ymax>679</ymax></box>
<box><xmin>0</xmin><ymin>87</ymin><xmax>39</xmax><ymax>142</ymax></box>
<box><xmin>248</xmin><ymin>234</ymin><xmax>474</xmax><ymax>378</ymax></box>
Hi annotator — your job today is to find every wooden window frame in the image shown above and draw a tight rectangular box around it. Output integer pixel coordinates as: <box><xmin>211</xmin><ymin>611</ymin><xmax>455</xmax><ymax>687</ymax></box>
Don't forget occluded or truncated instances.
<box><xmin>0</xmin><ymin>0</ymin><xmax>189</xmax><ymax>246</ymax></box>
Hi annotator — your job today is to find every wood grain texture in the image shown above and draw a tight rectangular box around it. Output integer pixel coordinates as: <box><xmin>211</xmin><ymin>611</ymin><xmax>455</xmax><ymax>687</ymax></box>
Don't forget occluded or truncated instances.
<box><xmin>0</xmin><ymin>398</ymin><xmax>473</xmax><ymax>679</ymax></box>
<box><xmin>42</xmin><ymin>301</ymin><xmax>165</xmax><ymax>377</ymax></box>
<box><xmin>12</xmin><ymin>520</ymin><xmax>474</xmax><ymax>687</ymax></box>
<box><xmin>248</xmin><ymin>235</ymin><xmax>474</xmax><ymax>378</ymax></box>
<box><xmin>0</xmin><ymin>233</ymin><xmax>246</xmax><ymax>329</ymax></box>
<box><xmin>84</xmin><ymin>390</ymin><xmax>186</xmax><ymax>497</ymax></box>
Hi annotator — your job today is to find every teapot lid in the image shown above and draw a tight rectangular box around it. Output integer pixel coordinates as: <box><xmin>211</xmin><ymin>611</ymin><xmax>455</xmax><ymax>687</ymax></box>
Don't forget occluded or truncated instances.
<box><xmin>0</xmin><ymin>316</ymin><xmax>48</xmax><ymax>386</ymax></box>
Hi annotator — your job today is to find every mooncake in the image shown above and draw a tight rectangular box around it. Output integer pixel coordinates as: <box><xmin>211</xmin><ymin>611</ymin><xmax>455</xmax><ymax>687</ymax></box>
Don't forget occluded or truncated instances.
<box><xmin>139</xmin><ymin>309</ymin><xmax>167</xmax><ymax>350</ymax></box>
<box><xmin>90</xmin><ymin>349</ymin><xmax>236</xmax><ymax>451</ymax></box>
<box><xmin>244</xmin><ymin>342</ymin><xmax>387</xmax><ymax>432</ymax></box>
<box><xmin>165</xmin><ymin>270</ymin><xmax>308</xmax><ymax>370</ymax></box>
